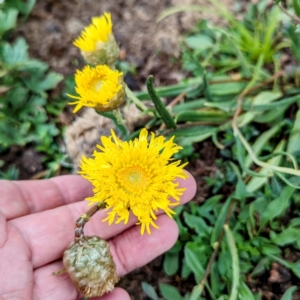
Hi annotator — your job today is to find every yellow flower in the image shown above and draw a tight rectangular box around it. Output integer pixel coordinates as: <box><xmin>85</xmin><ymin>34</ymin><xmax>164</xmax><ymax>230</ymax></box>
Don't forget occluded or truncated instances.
<box><xmin>79</xmin><ymin>129</ymin><xmax>188</xmax><ymax>235</ymax></box>
<box><xmin>68</xmin><ymin>65</ymin><xmax>125</xmax><ymax>113</ymax></box>
<box><xmin>73</xmin><ymin>12</ymin><xmax>119</xmax><ymax>66</ymax></box>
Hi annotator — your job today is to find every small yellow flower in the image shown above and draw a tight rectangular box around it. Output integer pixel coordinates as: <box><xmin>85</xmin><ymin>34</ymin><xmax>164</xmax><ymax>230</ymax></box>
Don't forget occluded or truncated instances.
<box><xmin>74</xmin><ymin>12</ymin><xmax>119</xmax><ymax>66</ymax></box>
<box><xmin>68</xmin><ymin>65</ymin><xmax>125</xmax><ymax>113</ymax></box>
<box><xmin>79</xmin><ymin>129</ymin><xmax>188</xmax><ymax>235</ymax></box>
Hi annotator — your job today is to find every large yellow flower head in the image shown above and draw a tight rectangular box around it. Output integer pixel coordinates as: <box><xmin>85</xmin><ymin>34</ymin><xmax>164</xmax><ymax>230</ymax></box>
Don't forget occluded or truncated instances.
<box><xmin>79</xmin><ymin>129</ymin><xmax>188</xmax><ymax>235</ymax></box>
<box><xmin>74</xmin><ymin>12</ymin><xmax>120</xmax><ymax>66</ymax></box>
<box><xmin>68</xmin><ymin>65</ymin><xmax>125</xmax><ymax>113</ymax></box>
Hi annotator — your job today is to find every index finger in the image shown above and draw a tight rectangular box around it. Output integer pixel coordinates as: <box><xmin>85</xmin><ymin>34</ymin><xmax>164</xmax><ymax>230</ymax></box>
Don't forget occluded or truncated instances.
<box><xmin>0</xmin><ymin>175</ymin><xmax>93</xmax><ymax>220</ymax></box>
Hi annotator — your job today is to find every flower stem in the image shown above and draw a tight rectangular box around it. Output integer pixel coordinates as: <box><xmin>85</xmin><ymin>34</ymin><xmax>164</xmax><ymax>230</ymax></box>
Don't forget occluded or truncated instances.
<box><xmin>74</xmin><ymin>202</ymin><xmax>106</xmax><ymax>243</ymax></box>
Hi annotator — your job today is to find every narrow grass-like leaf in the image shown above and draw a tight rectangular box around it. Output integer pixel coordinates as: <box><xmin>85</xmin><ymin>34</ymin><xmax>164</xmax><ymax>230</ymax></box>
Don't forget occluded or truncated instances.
<box><xmin>175</xmin><ymin>128</ymin><xmax>217</xmax><ymax>146</ymax></box>
<box><xmin>176</xmin><ymin>110</ymin><xmax>228</xmax><ymax>123</ymax></box>
<box><xmin>224</xmin><ymin>224</ymin><xmax>239</xmax><ymax>300</ymax></box>
<box><xmin>287</xmin><ymin>107</ymin><xmax>300</xmax><ymax>155</ymax></box>
<box><xmin>211</xmin><ymin>195</ymin><xmax>234</xmax><ymax>244</ymax></box>
<box><xmin>280</xmin><ymin>286</ymin><xmax>298</xmax><ymax>300</ymax></box>
<box><xmin>203</xmin><ymin>72</ymin><xmax>213</xmax><ymax>101</ymax></box>
<box><xmin>236</xmin><ymin>136</ymin><xmax>267</xmax><ymax>178</ymax></box>
<box><xmin>274</xmin><ymin>172</ymin><xmax>300</xmax><ymax>189</ymax></box>
<box><xmin>172</xmin><ymin>99</ymin><xmax>206</xmax><ymax>114</ymax></box>
<box><xmin>135</xmin><ymin>76</ymin><xmax>202</xmax><ymax>100</ymax></box>
<box><xmin>292</xmin><ymin>0</ymin><xmax>300</xmax><ymax>18</ymax></box>
<box><xmin>267</xmin><ymin>254</ymin><xmax>300</xmax><ymax>278</ymax></box>
<box><xmin>125</xmin><ymin>85</ymin><xmax>148</xmax><ymax>112</ymax></box>
<box><xmin>246</xmin><ymin>139</ymin><xmax>286</xmax><ymax>193</ymax></box>
<box><xmin>246</xmin><ymin>94</ymin><xmax>300</xmax><ymax>111</ymax></box>
<box><xmin>190</xmin><ymin>286</ymin><xmax>202</xmax><ymax>300</ymax></box>
<box><xmin>156</xmin><ymin>5</ymin><xmax>217</xmax><ymax>23</ymax></box>
<box><xmin>239</xmin><ymin>91</ymin><xmax>282</xmax><ymax>127</ymax></box>
<box><xmin>146</xmin><ymin>76</ymin><xmax>177</xmax><ymax>129</ymax></box>
<box><xmin>244</xmin><ymin>122</ymin><xmax>284</xmax><ymax>169</ymax></box>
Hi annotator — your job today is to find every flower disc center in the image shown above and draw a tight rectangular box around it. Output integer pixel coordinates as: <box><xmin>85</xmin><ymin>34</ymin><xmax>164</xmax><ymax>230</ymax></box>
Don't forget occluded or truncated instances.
<box><xmin>93</xmin><ymin>79</ymin><xmax>104</xmax><ymax>92</ymax></box>
<box><xmin>118</xmin><ymin>165</ymin><xmax>149</xmax><ymax>193</ymax></box>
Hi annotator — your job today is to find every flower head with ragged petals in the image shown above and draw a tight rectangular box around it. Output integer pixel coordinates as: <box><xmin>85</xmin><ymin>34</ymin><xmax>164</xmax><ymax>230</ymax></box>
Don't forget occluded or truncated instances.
<box><xmin>79</xmin><ymin>129</ymin><xmax>188</xmax><ymax>235</ymax></box>
<box><xmin>68</xmin><ymin>65</ymin><xmax>125</xmax><ymax>113</ymax></box>
<box><xmin>73</xmin><ymin>12</ymin><xmax>119</xmax><ymax>66</ymax></box>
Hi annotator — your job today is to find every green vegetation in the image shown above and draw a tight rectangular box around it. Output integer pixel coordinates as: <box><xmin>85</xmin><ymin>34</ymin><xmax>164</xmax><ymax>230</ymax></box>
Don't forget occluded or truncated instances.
<box><xmin>2</xmin><ymin>0</ymin><xmax>300</xmax><ymax>299</ymax></box>
<box><xmin>138</xmin><ymin>1</ymin><xmax>300</xmax><ymax>299</ymax></box>
<box><xmin>0</xmin><ymin>0</ymin><xmax>69</xmax><ymax>178</ymax></box>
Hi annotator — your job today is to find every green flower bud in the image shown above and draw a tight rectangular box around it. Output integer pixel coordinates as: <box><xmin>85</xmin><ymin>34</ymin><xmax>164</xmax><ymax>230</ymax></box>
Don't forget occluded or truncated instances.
<box><xmin>63</xmin><ymin>236</ymin><xmax>119</xmax><ymax>298</ymax></box>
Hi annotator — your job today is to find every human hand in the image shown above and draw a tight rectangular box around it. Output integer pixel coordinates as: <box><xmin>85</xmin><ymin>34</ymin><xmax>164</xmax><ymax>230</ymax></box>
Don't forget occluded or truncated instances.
<box><xmin>0</xmin><ymin>173</ymin><xmax>196</xmax><ymax>300</ymax></box>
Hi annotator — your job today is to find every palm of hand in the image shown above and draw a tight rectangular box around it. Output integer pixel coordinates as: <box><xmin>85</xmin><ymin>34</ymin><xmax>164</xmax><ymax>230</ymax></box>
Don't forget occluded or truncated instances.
<box><xmin>0</xmin><ymin>174</ymin><xmax>196</xmax><ymax>300</ymax></box>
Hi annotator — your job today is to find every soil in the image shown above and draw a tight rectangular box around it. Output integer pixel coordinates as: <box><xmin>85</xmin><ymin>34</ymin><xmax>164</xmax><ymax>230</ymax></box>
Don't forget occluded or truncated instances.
<box><xmin>4</xmin><ymin>0</ymin><xmax>297</xmax><ymax>299</ymax></box>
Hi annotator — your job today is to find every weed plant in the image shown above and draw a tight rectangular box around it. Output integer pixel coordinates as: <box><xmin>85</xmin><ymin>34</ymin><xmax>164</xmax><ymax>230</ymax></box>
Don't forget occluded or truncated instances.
<box><xmin>0</xmin><ymin>0</ymin><xmax>68</xmax><ymax>178</ymax></box>
<box><xmin>2</xmin><ymin>0</ymin><xmax>300</xmax><ymax>299</ymax></box>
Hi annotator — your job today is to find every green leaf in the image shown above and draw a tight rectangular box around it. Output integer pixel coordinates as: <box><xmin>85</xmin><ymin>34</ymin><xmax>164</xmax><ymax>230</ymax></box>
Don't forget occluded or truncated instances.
<box><xmin>197</xmin><ymin>195</ymin><xmax>222</xmax><ymax>223</ymax></box>
<box><xmin>292</xmin><ymin>0</ymin><xmax>300</xmax><ymax>18</ymax></box>
<box><xmin>244</xmin><ymin>122</ymin><xmax>284</xmax><ymax>169</ymax></box>
<box><xmin>259</xmin><ymin>185</ymin><xmax>295</xmax><ymax>231</ymax></box>
<box><xmin>224</xmin><ymin>224</ymin><xmax>240</xmax><ymax>300</ymax></box>
<box><xmin>261</xmin><ymin>243</ymin><xmax>281</xmax><ymax>256</ymax></box>
<box><xmin>181</xmin><ymin>256</ymin><xmax>192</xmax><ymax>278</ymax></box>
<box><xmin>146</xmin><ymin>76</ymin><xmax>177</xmax><ymax>129</ymax></box>
<box><xmin>159</xmin><ymin>283</ymin><xmax>184</xmax><ymax>300</ymax></box>
<box><xmin>0</xmin><ymin>8</ymin><xmax>18</xmax><ymax>35</ymax></box>
<box><xmin>250</xmin><ymin>257</ymin><xmax>269</xmax><ymax>277</ymax></box>
<box><xmin>141</xmin><ymin>282</ymin><xmax>159</xmax><ymax>300</ymax></box>
<box><xmin>211</xmin><ymin>195</ymin><xmax>233</xmax><ymax>244</ymax></box>
<box><xmin>16</xmin><ymin>0</ymin><xmax>36</xmax><ymax>15</ymax></box>
<box><xmin>163</xmin><ymin>252</ymin><xmax>179</xmax><ymax>276</ymax></box>
<box><xmin>190</xmin><ymin>286</ymin><xmax>202</xmax><ymax>300</ymax></box>
<box><xmin>184</xmin><ymin>244</ymin><xmax>205</xmax><ymax>281</ymax></box>
<box><xmin>271</xmin><ymin>227</ymin><xmax>300</xmax><ymax>246</ymax></box>
<box><xmin>175</xmin><ymin>109</ymin><xmax>228</xmax><ymax>123</ymax></box>
<box><xmin>280</xmin><ymin>286</ymin><xmax>297</xmax><ymax>300</ymax></box>
<box><xmin>1</xmin><ymin>38</ymin><xmax>28</xmax><ymax>67</ymax></box>
<box><xmin>34</xmin><ymin>72</ymin><xmax>64</xmax><ymax>92</ymax></box>
<box><xmin>287</xmin><ymin>107</ymin><xmax>300</xmax><ymax>155</ymax></box>
<box><xmin>235</xmin><ymin>179</ymin><xmax>246</xmax><ymax>203</ymax></box>
<box><xmin>185</xmin><ymin>34</ymin><xmax>213</xmax><ymax>50</ymax></box>
<box><xmin>183</xmin><ymin>212</ymin><xmax>211</xmax><ymax>237</ymax></box>
<box><xmin>246</xmin><ymin>139</ymin><xmax>286</xmax><ymax>193</ymax></box>
<box><xmin>238</xmin><ymin>281</ymin><xmax>255</xmax><ymax>300</ymax></box>
<box><xmin>172</xmin><ymin>99</ymin><xmax>206</xmax><ymax>114</ymax></box>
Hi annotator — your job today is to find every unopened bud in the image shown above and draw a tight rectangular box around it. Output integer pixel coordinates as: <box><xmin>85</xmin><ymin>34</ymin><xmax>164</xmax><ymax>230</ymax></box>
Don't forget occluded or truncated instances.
<box><xmin>63</xmin><ymin>236</ymin><xmax>119</xmax><ymax>298</ymax></box>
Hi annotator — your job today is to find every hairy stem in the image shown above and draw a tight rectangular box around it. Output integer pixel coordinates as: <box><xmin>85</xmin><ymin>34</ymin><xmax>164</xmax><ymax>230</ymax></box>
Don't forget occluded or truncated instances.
<box><xmin>74</xmin><ymin>202</ymin><xmax>106</xmax><ymax>243</ymax></box>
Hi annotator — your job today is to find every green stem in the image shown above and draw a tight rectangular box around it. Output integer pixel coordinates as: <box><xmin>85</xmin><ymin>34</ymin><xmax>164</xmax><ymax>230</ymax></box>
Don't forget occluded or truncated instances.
<box><xmin>125</xmin><ymin>84</ymin><xmax>150</xmax><ymax>112</ymax></box>
<box><xmin>74</xmin><ymin>202</ymin><xmax>106</xmax><ymax>243</ymax></box>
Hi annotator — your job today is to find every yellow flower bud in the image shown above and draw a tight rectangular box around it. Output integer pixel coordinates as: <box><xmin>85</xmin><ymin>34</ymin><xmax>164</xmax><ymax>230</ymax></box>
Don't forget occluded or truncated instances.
<box><xmin>68</xmin><ymin>65</ymin><xmax>125</xmax><ymax>113</ymax></box>
<box><xmin>74</xmin><ymin>12</ymin><xmax>120</xmax><ymax>66</ymax></box>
